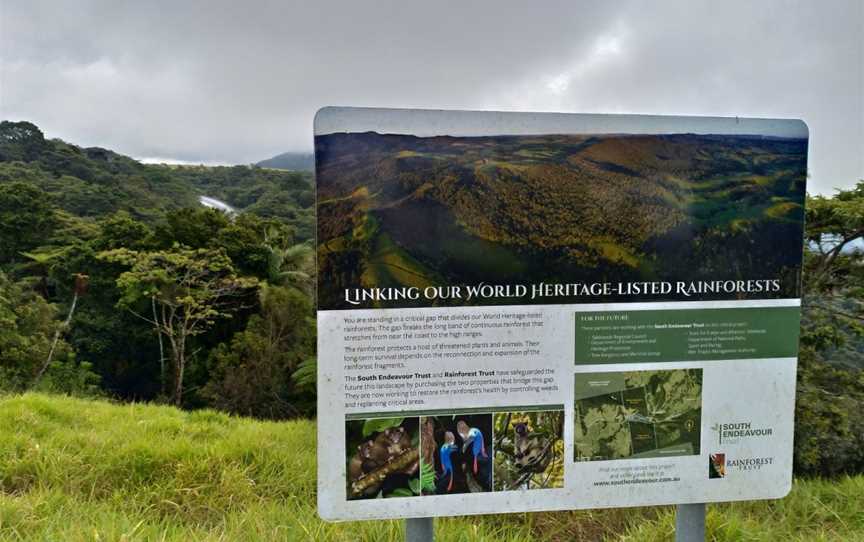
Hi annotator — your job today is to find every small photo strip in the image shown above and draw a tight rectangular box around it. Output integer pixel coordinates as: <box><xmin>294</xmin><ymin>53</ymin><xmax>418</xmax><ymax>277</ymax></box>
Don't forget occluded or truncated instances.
<box><xmin>346</xmin><ymin>405</ymin><xmax>565</xmax><ymax>500</ymax></box>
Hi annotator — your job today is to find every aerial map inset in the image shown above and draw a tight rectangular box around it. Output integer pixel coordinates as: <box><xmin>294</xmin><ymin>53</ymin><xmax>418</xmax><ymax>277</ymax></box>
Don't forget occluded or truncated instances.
<box><xmin>573</xmin><ymin>369</ymin><xmax>702</xmax><ymax>461</ymax></box>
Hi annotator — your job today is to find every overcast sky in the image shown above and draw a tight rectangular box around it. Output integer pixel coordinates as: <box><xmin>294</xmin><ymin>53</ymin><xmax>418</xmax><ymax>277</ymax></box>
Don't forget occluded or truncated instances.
<box><xmin>314</xmin><ymin>107</ymin><xmax>810</xmax><ymax>138</ymax></box>
<box><xmin>1</xmin><ymin>1</ymin><xmax>861</xmax><ymax>194</ymax></box>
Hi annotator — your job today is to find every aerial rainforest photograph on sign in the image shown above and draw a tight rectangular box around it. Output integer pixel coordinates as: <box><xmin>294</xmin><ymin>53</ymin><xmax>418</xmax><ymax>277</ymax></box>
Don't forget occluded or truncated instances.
<box><xmin>315</xmin><ymin>113</ymin><xmax>808</xmax><ymax>310</ymax></box>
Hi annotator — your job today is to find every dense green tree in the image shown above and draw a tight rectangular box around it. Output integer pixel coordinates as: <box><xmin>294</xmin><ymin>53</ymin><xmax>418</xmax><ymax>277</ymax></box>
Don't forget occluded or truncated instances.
<box><xmin>202</xmin><ymin>285</ymin><xmax>315</xmax><ymax>418</ymax></box>
<box><xmin>155</xmin><ymin>208</ymin><xmax>232</xmax><ymax>249</ymax></box>
<box><xmin>794</xmin><ymin>181</ymin><xmax>864</xmax><ymax>475</ymax></box>
<box><xmin>263</xmin><ymin>226</ymin><xmax>314</xmax><ymax>293</ymax></box>
<box><xmin>93</xmin><ymin>211</ymin><xmax>156</xmax><ymax>251</ymax></box>
<box><xmin>0</xmin><ymin>271</ymin><xmax>60</xmax><ymax>388</ymax></box>
<box><xmin>150</xmin><ymin>208</ymin><xmax>309</xmax><ymax>283</ymax></box>
<box><xmin>0</xmin><ymin>182</ymin><xmax>58</xmax><ymax>266</ymax></box>
<box><xmin>0</xmin><ymin>121</ymin><xmax>47</xmax><ymax>161</ymax></box>
<box><xmin>805</xmin><ymin>181</ymin><xmax>864</xmax><ymax>291</ymax></box>
<box><xmin>0</xmin><ymin>271</ymin><xmax>98</xmax><ymax>394</ymax></box>
<box><xmin>98</xmin><ymin>247</ymin><xmax>257</xmax><ymax>405</ymax></box>
<box><xmin>0</xmin><ymin>121</ymin><xmax>316</xmax><ymax>410</ymax></box>
<box><xmin>47</xmin><ymin>230</ymin><xmax>161</xmax><ymax>399</ymax></box>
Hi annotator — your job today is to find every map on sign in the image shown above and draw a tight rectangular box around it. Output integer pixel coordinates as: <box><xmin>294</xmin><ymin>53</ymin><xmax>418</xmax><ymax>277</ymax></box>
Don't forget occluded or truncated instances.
<box><xmin>574</xmin><ymin>369</ymin><xmax>702</xmax><ymax>461</ymax></box>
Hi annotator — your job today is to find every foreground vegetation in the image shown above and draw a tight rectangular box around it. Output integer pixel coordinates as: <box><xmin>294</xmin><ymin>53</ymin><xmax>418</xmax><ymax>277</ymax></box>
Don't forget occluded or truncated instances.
<box><xmin>1</xmin><ymin>121</ymin><xmax>863</xmax><ymax>539</ymax></box>
<box><xmin>2</xmin><ymin>120</ymin><xmax>863</xmax><ymax>476</ymax></box>
<box><xmin>1</xmin><ymin>394</ymin><xmax>861</xmax><ymax>541</ymax></box>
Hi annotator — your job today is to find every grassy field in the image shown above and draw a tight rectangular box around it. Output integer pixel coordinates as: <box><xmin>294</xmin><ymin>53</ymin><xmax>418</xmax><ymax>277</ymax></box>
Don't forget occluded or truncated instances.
<box><xmin>1</xmin><ymin>394</ymin><xmax>862</xmax><ymax>541</ymax></box>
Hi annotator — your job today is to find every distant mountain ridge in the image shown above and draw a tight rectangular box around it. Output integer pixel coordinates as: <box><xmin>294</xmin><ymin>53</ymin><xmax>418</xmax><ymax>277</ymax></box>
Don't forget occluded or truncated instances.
<box><xmin>0</xmin><ymin>120</ymin><xmax>315</xmax><ymax>239</ymax></box>
<box><xmin>256</xmin><ymin>152</ymin><xmax>314</xmax><ymax>171</ymax></box>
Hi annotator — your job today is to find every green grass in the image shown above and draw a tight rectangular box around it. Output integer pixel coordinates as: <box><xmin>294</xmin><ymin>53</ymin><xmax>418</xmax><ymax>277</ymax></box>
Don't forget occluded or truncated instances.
<box><xmin>620</xmin><ymin>477</ymin><xmax>864</xmax><ymax>541</ymax></box>
<box><xmin>1</xmin><ymin>394</ymin><xmax>862</xmax><ymax>541</ymax></box>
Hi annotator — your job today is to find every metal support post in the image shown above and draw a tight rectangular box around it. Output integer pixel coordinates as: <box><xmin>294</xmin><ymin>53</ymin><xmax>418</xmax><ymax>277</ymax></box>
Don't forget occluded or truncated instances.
<box><xmin>675</xmin><ymin>503</ymin><xmax>705</xmax><ymax>541</ymax></box>
<box><xmin>405</xmin><ymin>517</ymin><xmax>434</xmax><ymax>542</ymax></box>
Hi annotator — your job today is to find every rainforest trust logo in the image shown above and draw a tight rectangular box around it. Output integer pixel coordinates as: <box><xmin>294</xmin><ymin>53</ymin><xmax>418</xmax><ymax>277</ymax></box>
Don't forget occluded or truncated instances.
<box><xmin>709</xmin><ymin>453</ymin><xmax>726</xmax><ymax>479</ymax></box>
<box><xmin>710</xmin><ymin>421</ymin><xmax>773</xmax><ymax>446</ymax></box>
<box><xmin>710</xmin><ymin>452</ymin><xmax>775</xmax><ymax>476</ymax></box>
<box><xmin>726</xmin><ymin>456</ymin><xmax>774</xmax><ymax>471</ymax></box>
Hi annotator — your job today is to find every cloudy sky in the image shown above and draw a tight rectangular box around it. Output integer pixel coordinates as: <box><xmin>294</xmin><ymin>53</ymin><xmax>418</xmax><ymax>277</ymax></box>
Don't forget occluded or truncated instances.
<box><xmin>1</xmin><ymin>0</ymin><xmax>861</xmax><ymax>193</ymax></box>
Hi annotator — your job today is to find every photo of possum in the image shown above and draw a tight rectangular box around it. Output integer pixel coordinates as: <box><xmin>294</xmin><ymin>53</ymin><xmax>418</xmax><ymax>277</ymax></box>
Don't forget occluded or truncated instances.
<box><xmin>421</xmin><ymin>414</ymin><xmax>493</xmax><ymax>495</ymax></box>
<box><xmin>345</xmin><ymin>417</ymin><xmax>420</xmax><ymax>500</ymax></box>
<box><xmin>493</xmin><ymin>410</ymin><xmax>564</xmax><ymax>491</ymax></box>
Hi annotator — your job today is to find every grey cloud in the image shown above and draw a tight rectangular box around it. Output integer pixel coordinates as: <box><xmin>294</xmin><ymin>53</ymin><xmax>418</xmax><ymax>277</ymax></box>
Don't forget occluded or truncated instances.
<box><xmin>1</xmin><ymin>0</ymin><xmax>861</xmax><ymax>193</ymax></box>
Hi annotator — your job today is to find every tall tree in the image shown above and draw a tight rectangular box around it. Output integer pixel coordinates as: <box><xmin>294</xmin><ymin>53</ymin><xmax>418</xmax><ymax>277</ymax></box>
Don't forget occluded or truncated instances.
<box><xmin>202</xmin><ymin>284</ymin><xmax>315</xmax><ymax>418</ymax></box>
<box><xmin>805</xmin><ymin>181</ymin><xmax>864</xmax><ymax>293</ymax></box>
<box><xmin>36</xmin><ymin>273</ymin><xmax>88</xmax><ymax>383</ymax></box>
<box><xmin>802</xmin><ymin>181</ymin><xmax>864</xmax><ymax>345</ymax></box>
<box><xmin>0</xmin><ymin>271</ymin><xmax>97</xmax><ymax>394</ymax></box>
<box><xmin>794</xmin><ymin>181</ymin><xmax>864</xmax><ymax>475</ymax></box>
<box><xmin>263</xmin><ymin>226</ymin><xmax>314</xmax><ymax>293</ymax></box>
<box><xmin>0</xmin><ymin>271</ymin><xmax>61</xmax><ymax>389</ymax></box>
<box><xmin>0</xmin><ymin>120</ymin><xmax>47</xmax><ymax>161</ymax></box>
<box><xmin>98</xmin><ymin>247</ymin><xmax>257</xmax><ymax>405</ymax></box>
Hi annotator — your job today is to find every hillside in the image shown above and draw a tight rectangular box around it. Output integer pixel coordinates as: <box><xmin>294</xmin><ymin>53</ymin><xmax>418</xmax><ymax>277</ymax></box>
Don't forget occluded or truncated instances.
<box><xmin>0</xmin><ymin>121</ymin><xmax>314</xmax><ymax>237</ymax></box>
<box><xmin>0</xmin><ymin>122</ymin><xmax>197</xmax><ymax>221</ymax></box>
<box><xmin>1</xmin><ymin>393</ymin><xmax>861</xmax><ymax>541</ymax></box>
<box><xmin>0</xmin><ymin>120</ymin><xmax>317</xmax><ymax>410</ymax></box>
<box><xmin>153</xmin><ymin>163</ymin><xmax>315</xmax><ymax>240</ymax></box>
<box><xmin>256</xmin><ymin>151</ymin><xmax>315</xmax><ymax>171</ymax></box>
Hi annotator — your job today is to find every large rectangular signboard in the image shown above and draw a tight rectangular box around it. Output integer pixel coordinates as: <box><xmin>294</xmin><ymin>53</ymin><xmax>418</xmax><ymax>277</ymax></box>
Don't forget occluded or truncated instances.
<box><xmin>314</xmin><ymin>107</ymin><xmax>808</xmax><ymax>520</ymax></box>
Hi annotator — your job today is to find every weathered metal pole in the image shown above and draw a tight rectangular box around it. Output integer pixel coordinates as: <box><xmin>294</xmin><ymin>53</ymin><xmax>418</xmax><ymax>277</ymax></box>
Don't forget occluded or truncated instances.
<box><xmin>405</xmin><ymin>517</ymin><xmax>434</xmax><ymax>541</ymax></box>
<box><xmin>675</xmin><ymin>503</ymin><xmax>705</xmax><ymax>541</ymax></box>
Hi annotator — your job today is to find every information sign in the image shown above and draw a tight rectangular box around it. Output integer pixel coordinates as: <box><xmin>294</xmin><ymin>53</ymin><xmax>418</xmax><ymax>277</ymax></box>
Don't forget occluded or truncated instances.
<box><xmin>314</xmin><ymin>107</ymin><xmax>808</xmax><ymax>520</ymax></box>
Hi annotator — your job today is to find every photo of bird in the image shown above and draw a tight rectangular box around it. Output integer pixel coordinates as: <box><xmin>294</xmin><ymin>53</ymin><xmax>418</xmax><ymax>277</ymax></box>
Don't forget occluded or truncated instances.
<box><xmin>457</xmin><ymin>420</ymin><xmax>488</xmax><ymax>475</ymax></box>
<box><xmin>427</xmin><ymin>414</ymin><xmax>493</xmax><ymax>494</ymax></box>
<box><xmin>439</xmin><ymin>431</ymin><xmax>458</xmax><ymax>492</ymax></box>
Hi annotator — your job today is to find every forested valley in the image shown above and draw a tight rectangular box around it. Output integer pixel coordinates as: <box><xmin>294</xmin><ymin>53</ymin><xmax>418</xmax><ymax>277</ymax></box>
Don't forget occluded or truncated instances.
<box><xmin>1</xmin><ymin>120</ymin><xmax>862</xmax><ymax>476</ymax></box>
<box><xmin>0</xmin><ymin>120</ymin><xmax>316</xmax><ymax>418</ymax></box>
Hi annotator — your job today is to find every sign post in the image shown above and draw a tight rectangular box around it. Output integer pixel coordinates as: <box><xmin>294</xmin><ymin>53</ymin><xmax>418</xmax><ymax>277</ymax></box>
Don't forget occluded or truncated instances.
<box><xmin>314</xmin><ymin>107</ymin><xmax>808</xmax><ymax>526</ymax></box>
<box><xmin>676</xmin><ymin>504</ymin><xmax>705</xmax><ymax>541</ymax></box>
<box><xmin>405</xmin><ymin>517</ymin><xmax>434</xmax><ymax>542</ymax></box>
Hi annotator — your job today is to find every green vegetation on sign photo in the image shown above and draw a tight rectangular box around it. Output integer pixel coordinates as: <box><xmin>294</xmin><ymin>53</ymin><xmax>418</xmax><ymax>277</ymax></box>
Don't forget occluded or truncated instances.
<box><xmin>0</xmin><ymin>119</ymin><xmax>863</xmax><ymax>539</ymax></box>
<box><xmin>316</xmin><ymin>131</ymin><xmax>807</xmax><ymax>309</ymax></box>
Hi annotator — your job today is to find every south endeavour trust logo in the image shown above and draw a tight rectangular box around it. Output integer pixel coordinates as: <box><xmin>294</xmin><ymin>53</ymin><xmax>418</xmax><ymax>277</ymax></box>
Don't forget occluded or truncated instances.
<box><xmin>710</xmin><ymin>421</ymin><xmax>773</xmax><ymax>445</ymax></box>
